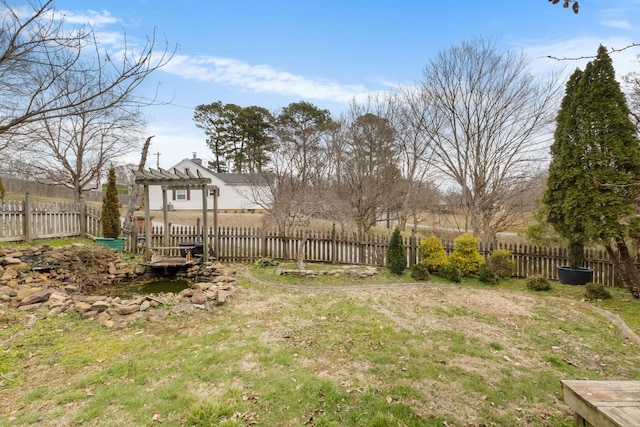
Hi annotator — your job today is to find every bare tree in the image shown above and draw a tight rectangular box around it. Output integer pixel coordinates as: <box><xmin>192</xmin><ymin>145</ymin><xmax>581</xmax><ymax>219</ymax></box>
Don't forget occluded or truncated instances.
<box><xmin>623</xmin><ymin>59</ymin><xmax>640</xmax><ymax>134</ymax></box>
<box><xmin>250</xmin><ymin>102</ymin><xmax>334</xmax><ymax>235</ymax></box>
<box><xmin>18</xmin><ymin>81</ymin><xmax>146</xmax><ymax>201</ymax></box>
<box><xmin>386</xmin><ymin>89</ymin><xmax>439</xmax><ymax>230</ymax></box>
<box><xmin>0</xmin><ymin>0</ymin><xmax>173</xmax><ymax>153</ymax></box>
<box><xmin>417</xmin><ymin>37</ymin><xmax>562</xmax><ymax>241</ymax></box>
<box><xmin>335</xmin><ymin>102</ymin><xmax>402</xmax><ymax>236</ymax></box>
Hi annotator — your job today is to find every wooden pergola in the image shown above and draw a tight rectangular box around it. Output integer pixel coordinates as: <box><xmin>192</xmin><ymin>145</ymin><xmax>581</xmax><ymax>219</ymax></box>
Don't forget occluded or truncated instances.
<box><xmin>133</xmin><ymin>167</ymin><xmax>218</xmax><ymax>261</ymax></box>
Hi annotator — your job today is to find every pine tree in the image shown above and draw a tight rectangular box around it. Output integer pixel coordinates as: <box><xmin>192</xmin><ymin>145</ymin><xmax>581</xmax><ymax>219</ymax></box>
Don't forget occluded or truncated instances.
<box><xmin>386</xmin><ymin>227</ymin><xmax>407</xmax><ymax>275</ymax></box>
<box><xmin>101</xmin><ymin>166</ymin><xmax>121</xmax><ymax>239</ymax></box>
<box><xmin>543</xmin><ymin>45</ymin><xmax>640</xmax><ymax>297</ymax></box>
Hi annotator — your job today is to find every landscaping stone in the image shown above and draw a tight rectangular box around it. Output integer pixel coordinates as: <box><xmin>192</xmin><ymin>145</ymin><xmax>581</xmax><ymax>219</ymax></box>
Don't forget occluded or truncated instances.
<box><xmin>19</xmin><ymin>289</ymin><xmax>53</xmax><ymax>306</ymax></box>
<box><xmin>0</xmin><ymin>244</ymin><xmax>239</xmax><ymax>327</ymax></box>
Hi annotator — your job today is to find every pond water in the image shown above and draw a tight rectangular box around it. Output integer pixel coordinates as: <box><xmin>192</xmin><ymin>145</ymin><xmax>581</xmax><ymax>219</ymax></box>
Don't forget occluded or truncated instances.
<box><xmin>86</xmin><ymin>279</ymin><xmax>192</xmax><ymax>298</ymax></box>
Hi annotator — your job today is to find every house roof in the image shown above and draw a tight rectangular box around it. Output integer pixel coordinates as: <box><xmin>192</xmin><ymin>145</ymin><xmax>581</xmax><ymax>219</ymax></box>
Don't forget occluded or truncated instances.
<box><xmin>176</xmin><ymin>158</ymin><xmax>269</xmax><ymax>185</ymax></box>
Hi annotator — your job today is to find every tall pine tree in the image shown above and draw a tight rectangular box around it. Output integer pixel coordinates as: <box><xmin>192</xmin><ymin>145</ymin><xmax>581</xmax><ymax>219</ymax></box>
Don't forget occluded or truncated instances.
<box><xmin>544</xmin><ymin>45</ymin><xmax>640</xmax><ymax>298</ymax></box>
<box><xmin>101</xmin><ymin>166</ymin><xmax>121</xmax><ymax>239</ymax></box>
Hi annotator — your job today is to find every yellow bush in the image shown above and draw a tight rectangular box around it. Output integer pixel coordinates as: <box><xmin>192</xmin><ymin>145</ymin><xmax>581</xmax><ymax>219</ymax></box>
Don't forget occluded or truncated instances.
<box><xmin>449</xmin><ymin>233</ymin><xmax>483</xmax><ymax>277</ymax></box>
<box><xmin>419</xmin><ymin>235</ymin><xmax>448</xmax><ymax>273</ymax></box>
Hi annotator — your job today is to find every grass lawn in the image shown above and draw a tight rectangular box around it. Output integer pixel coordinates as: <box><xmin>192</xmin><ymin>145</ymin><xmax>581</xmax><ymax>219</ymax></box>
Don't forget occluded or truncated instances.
<box><xmin>1</xmin><ymin>262</ymin><xmax>639</xmax><ymax>426</ymax></box>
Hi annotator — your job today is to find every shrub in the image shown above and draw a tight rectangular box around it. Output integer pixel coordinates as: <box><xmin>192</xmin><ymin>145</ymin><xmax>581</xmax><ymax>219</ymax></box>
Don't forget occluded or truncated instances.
<box><xmin>411</xmin><ymin>262</ymin><xmax>430</xmax><ymax>281</ymax></box>
<box><xmin>584</xmin><ymin>282</ymin><xmax>611</xmax><ymax>300</ymax></box>
<box><xmin>488</xmin><ymin>249</ymin><xmax>515</xmax><ymax>278</ymax></box>
<box><xmin>100</xmin><ymin>166</ymin><xmax>121</xmax><ymax>239</ymax></box>
<box><xmin>526</xmin><ymin>274</ymin><xmax>551</xmax><ymax>291</ymax></box>
<box><xmin>478</xmin><ymin>264</ymin><xmax>499</xmax><ymax>285</ymax></box>
<box><xmin>254</xmin><ymin>257</ymin><xmax>279</xmax><ymax>267</ymax></box>
<box><xmin>448</xmin><ymin>233</ymin><xmax>483</xmax><ymax>276</ymax></box>
<box><xmin>386</xmin><ymin>227</ymin><xmax>407</xmax><ymax>275</ymax></box>
<box><xmin>441</xmin><ymin>264</ymin><xmax>462</xmax><ymax>283</ymax></box>
<box><xmin>419</xmin><ymin>235</ymin><xmax>448</xmax><ymax>273</ymax></box>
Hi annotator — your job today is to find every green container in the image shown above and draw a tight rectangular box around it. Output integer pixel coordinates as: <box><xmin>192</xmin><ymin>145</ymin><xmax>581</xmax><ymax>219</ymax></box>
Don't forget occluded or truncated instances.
<box><xmin>95</xmin><ymin>237</ymin><xmax>126</xmax><ymax>253</ymax></box>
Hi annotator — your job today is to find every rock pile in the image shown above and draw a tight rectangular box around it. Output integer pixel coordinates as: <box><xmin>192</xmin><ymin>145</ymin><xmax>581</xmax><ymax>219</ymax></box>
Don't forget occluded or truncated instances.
<box><xmin>0</xmin><ymin>244</ymin><xmax>239</xmax><ymax>327</ymax></box>
<box><xmin>277</xmin><ymin>265</ymin><xmax>379</xmax><ymax>278</ymax></box>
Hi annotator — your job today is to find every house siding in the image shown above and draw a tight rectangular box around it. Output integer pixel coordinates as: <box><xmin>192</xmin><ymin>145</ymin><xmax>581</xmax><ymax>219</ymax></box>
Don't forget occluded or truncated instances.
<box><xmin>147</xmin><ymin>158</ymin><xmax>267</xmax><ymax>211</ymax></box>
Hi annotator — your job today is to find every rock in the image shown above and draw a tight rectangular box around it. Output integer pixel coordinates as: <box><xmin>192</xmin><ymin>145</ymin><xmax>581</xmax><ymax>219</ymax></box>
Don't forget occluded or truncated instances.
<box><xmin>82</xmin><ymin>310</ymin><xmax>98</xmax><ymax>319</ymax></box>
<box><xmin>139</xmin><ymin>300</ymin><xmax>151</xmax><ymax>311</ymax></box>
<box><xmin>148</xmin><ymin>309</ymin><xmax>168</xmax><ymax>323</ymax></box>
<box><xmin>192</xmin><ymin>282</ymin><xmax>212</xmax><ymax>291</ymax></box>
<box><xmin>116</xmin><ymin>304</ymin><xmax>140</xmax><ymax>315</ymax></box>
<box><xmin>18</xmin><ymin>303</ymin><xmax>41</xmax><ymax>311</ymax></box>
<box><xmin>216</xmin><ymin>290</ymin><xmax>229</xmax><ymax>305</ymax></box>
<box><xmin>191</xmin><ymin>291</ymin><xmax>207</xmax><ymax>305</ymax></box>
<box><xmin>20</xmin><ymin>289</ymin><xmax>53</xmax><ymax>306</ymax></box>
<box><xmin>16</xmin><ymin>287</ymin><xmax>43</xmax><ymax>302</ymax></box>
<box><xmin>90</xmin><ymin>301</ymin><xmax>110</xmax><ymax>313</ymax></box>
<box><xmin>172</xmin><ymin>302</ymin><xmax>194</xmax><ymax>314</ymax></box>
<box><xmin>1</xmin><ymin>267</ymin><xmax>18</xmax><ymax>281</ymax></box>
<box><xmin>1</xmin><ymin>257</ymin><xmax>23</xmax><ymax>266</ymax></box>
<box><xmin>74</xmin><ymin>301</ymin><xmax>93</xmax><ymax>313</ymax></box>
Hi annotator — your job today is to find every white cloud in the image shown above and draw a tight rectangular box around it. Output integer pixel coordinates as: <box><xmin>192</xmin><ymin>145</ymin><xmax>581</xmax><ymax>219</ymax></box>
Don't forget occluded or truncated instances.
<box><xmin>162</xmin><ymin>54</ymin><xmax>372</xmax><ymax>104</ymax></box>
<box><xmin>520</xmin><ymin>36</ymin><xmax>640</xmax><ymax>80</ymax></box>
<box><xmin>602</xmin><ymin>19</ymin><xmax>634</xmax><ymax>30</ymax></box>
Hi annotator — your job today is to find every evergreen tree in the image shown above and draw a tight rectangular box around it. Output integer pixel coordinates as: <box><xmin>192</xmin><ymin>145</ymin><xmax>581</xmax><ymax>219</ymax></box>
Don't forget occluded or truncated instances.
<box><xmin>386</xmin><ymin>227</ymin><xmax>407</xmax><ymax>275</ymax></box>
<box><xmin>543</xmin><ymin>45</ymin><xmax>640</xmax><ymax>298</ymax></box>
<box><xmin>101</xmin><ymin>166</ymin><xmax>121</xmax><ymax>239</ymax></box>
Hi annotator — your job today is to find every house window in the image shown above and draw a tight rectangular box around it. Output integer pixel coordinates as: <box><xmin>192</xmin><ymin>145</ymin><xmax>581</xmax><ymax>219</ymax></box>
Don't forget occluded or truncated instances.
<box><xmin>175</xmin><ymin>189</ymin><xmax>188</xmax><ymax>201</ymax></box>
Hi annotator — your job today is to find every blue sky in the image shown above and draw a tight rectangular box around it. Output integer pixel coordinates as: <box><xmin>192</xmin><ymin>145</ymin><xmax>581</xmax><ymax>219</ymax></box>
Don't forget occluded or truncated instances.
<box><xmin>37</xmin><ymin>1</ymin><xmax>640</xmax><ymax>167</ymax></box>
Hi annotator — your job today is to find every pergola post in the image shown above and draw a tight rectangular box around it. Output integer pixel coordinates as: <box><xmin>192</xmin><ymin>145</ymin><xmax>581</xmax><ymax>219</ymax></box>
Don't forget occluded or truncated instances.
<box><xmin>144</xmin><ymin>184</ymin><xmax>151</xmax><ymax>261</ymax></box>
<box><xmin>201</xmin><ymin>183</ymin><xmax>208</xmax><ymax>261</ymax></box>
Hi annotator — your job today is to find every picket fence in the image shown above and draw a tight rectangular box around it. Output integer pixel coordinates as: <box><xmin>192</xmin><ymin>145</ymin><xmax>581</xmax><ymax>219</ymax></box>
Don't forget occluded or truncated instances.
<box><xmin>0</xmin><ymin>195</ymin><xmax>628</xmax><ymax>287</ymax></box>
<box><xmin>0</xmin><ymin>195</ymin><xmax>101</xmax><ymax>242</ymax></box>
<box><xmin>142</xmin><ymin>224</ymin><xmax>623</xmax><ymax>287</ymax></box>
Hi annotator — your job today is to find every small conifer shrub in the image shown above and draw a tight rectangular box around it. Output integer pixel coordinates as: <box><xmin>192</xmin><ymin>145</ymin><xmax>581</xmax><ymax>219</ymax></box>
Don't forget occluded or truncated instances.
<box><xmin>584</xmin><ymin>283</ymin><xmax>611</xmax><ymax>300</ymax></box>
<box><xmin>448</xmin><ymin>233</ymin><xmax>483</xmax><ymax>276</ymax></box>
<box><xmin>526</xmin><ymin>275</ymin><xmax>551</xmax><ymax>291</ymax></box>
<box><xmin>478</xmin><ymin>264</ymin><xmax>499</xmax><ymax>285</ymax></box>
<box><xmin>489</xmin><ymin>249</ymin><xmax>515</xmax><ymax>278</ymax></box>
<box><xmin>411</xmin><ymin>262</ymin><xmax>430</xmax><ymax>281</ymax></box>
<box><xmin>419</xmin><ymin>235</ymin><xmax>448</xmax><ymax>273</ymax></box>
<box><xmin>386</xmin><ymin>227</ymin><xmax>407</xmax><ymax>275</ymax></box>
<box><xmin>441</xmin><ymin>264</ymin><xmax>462</xmax><ymax>283</ymax></box>
<box><xmin>100</xmin><ymin>166</ymin><xmax>121</xmax><ymax>239</ymax></box>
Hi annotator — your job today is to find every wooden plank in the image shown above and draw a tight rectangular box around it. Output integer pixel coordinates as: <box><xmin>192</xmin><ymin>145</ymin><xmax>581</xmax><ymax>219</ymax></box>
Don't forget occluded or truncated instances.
<box><xmin>562</xmin><ymin>381</ymin><xmax>640</xmax><ymax>427</ymax></box>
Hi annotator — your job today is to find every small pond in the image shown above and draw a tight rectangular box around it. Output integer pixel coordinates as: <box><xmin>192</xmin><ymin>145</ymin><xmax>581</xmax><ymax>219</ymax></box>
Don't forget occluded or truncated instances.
<box><xmin>86</xmin><ymin>279</ymin><xmax>192</xmax><ymax>298</ymax></box>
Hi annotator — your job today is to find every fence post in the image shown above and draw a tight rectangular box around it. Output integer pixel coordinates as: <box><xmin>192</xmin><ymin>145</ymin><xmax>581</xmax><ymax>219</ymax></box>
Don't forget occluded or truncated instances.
<box><xmin>79</xmin><ymin>196</ymin><xmax>87</xmax><ymax>238</ymax></box>
<box><xmin>409</xmin><ymin>229</ymin><xmax>417</xmax><ymax>267</ymax></box>
<box><xmin>331</xmin><ymin>223</ymin><xmax>337</xmax><ymax>264</ymax></box>
<box><xmin>23</xmin><ymin>193</ymin><xmax>32</xmax><ymax>243</ymax></box>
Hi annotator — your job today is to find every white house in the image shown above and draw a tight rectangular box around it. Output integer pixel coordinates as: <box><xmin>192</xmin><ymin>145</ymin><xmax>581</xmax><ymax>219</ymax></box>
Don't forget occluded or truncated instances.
<box><xmin>147</xmin><ymin>154</ymin><xmax>269</xmax><ymax>212</ymax></box>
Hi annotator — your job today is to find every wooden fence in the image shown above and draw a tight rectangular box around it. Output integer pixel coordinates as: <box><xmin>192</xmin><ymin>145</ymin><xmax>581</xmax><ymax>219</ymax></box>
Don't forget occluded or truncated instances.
<box><xmin>0</xmin><ymin>194</ymin><xmax>101</xmax><ymax>242</ymax></box>
<box><xmin>140</xmin><ymin>224</ymin><xmax>625</xmax><ymax>287</ymax></box>
<box><xmin>0</xmin><ymin>194</ymin><xmax>629</xmax><ymax>287</ymax></box>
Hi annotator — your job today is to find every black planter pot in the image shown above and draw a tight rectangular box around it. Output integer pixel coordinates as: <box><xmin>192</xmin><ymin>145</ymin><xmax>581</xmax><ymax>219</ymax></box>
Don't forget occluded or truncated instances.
<box><xmin>557</xmin><ymin>266</ymin><xmax>594</xmax><ymax>285</ymax></box>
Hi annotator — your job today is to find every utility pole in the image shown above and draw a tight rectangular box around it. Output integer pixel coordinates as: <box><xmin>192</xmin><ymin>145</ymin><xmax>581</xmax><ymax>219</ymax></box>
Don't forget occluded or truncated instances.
<box><xmin>154</xmin><ymin>151</ymin><xmax>161</xmax><ymax>169</ymax></box>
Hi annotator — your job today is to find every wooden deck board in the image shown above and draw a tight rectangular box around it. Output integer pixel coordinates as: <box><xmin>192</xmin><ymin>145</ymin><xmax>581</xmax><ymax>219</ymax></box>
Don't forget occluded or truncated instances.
<box><xmin>561</xmin><ymin>380</ymin><xmax>640</xmax><ymax>427</ymax></box>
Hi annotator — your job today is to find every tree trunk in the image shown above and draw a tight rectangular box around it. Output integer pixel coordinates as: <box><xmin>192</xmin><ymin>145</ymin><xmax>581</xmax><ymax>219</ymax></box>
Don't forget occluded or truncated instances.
<box><xmin>605</xmin><ymin>237</ymin><xmax>640</xmax><ymax>299</ymax></box>
<box><xmin>122</xmin><ymin>136</ymin><xmax>154</xmax><ymax>234</ymax></box>
<box><xmin>296</xmin><ymin>235</ymin><xmax>307</xmax><ymax>270</ymax></box>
